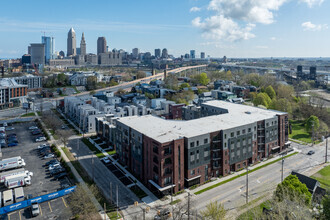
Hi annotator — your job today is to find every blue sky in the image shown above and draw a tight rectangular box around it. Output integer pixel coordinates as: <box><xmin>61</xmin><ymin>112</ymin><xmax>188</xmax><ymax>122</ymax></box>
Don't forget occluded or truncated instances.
<box><xmin>0</xmin><ymin>0</ymin><xmax>329</xmax><ymax>58</ymax></box>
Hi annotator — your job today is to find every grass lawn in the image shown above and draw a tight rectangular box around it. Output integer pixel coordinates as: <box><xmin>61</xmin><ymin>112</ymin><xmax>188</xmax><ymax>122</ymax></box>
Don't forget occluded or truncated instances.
<box><xmin>237</xmin><ymin>200</ymin><xmax>271</xmax><ymax>220</ymax></box>
<box><xmin>311</xmin><ymin>164</ymin><xmax>330</xmax><ymax>190</ymax></box>
<box><xmin>129</xmin><ymin>185</ymin><xmax>147</xmax><ymax>199</ymax></box>
<box><xmin>170</xmin><ymin>199</ymin><xmax>181</xmax><ymax>205</ymax></box>
<box><xmin>107</xmin><ymin>150</ymin><xmax>116</xmax><ymax>155</ymax></box>
<box><xmin>21</xmin><ymin>111</ymin><xmax>41</xmax><ymax>117</ymax></box>
<box><xmin>289</xmin><ymin>120</ymin><xmax>312</xmax><ymax>143</ymax></box>
<box><xmin>82</xmin><ymin>138</ymin><xmax>105</xmax><ymax>158</ymax></box>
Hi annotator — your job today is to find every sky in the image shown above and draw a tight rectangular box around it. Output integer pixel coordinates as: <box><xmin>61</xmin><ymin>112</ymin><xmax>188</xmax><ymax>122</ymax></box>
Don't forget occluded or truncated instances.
<box><xmin>0</xmin><ymin>0</ymin><xmax>330</xmax><ymax>58</ymax></box>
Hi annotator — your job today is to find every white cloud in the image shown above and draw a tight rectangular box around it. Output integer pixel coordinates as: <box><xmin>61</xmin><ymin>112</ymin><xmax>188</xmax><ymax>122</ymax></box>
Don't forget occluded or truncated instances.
<box><xmin>300</xmin><ymin>0</ymin><xmax>324</xmax><ymax>8</ymax></box>
<box><xmin>302</xmin><ymin>21</ymin><xmax>328</xmax><ymax>31</ymax></box>
<box><xmin>270</xmin><ymin>37</ymin><xmax>276</xmax><ymax>40</ymax></box>
<box><xmin>192</xmin><ymin>0</ymin><xmax>288</xmax><ymax>42</ymax></box>
<box><xmin>256</xmin><ymin>45</ymin><xmax>268</xmax><ymax>49</ymax></box>
<box><xmin>190</xmin><ymin>7</ymin><xmax>201</xmax><ymax>12</ymax></box>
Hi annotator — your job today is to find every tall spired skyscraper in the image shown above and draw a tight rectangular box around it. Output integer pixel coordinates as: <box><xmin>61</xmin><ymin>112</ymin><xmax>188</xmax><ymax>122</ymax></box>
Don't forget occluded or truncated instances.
<box><xmin>80</xmin><ymin>32</ymin><xmax>86</xmax><ymax>56</ymax></box>
<box><xmin>67</xmin><ymin>28</ymin><xmax>76</xmax><ymax>57</ymax></box>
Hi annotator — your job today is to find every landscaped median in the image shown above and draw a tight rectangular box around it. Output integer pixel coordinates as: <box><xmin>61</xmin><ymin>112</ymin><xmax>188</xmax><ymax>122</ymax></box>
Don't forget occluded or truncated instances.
<box><xmin>194</xmin><ymin>152</ymin><xmax>299</xmax><ymax>195</ymax></box>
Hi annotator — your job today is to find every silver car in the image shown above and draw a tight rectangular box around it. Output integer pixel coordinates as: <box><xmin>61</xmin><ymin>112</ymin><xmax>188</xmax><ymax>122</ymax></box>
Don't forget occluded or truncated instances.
<box><xmin>31</xmin><ymin>202</ymin><xmax>40</xmax><ymax>217</ymax></box>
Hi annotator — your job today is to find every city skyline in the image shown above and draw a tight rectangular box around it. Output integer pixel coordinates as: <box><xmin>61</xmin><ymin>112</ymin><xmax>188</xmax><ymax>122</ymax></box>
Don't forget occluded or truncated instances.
<box><xmin>0</xmin><ymin>0</ymin><xmax>330</xmax><ymax>58</ymax></box>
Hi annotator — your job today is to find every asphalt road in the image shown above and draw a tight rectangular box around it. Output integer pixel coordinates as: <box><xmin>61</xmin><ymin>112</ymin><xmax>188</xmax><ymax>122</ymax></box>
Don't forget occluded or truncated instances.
<box><xmin>192</xmin><ymin>142</ymin><xmax>328</xmax><ymax>213</ymax></box>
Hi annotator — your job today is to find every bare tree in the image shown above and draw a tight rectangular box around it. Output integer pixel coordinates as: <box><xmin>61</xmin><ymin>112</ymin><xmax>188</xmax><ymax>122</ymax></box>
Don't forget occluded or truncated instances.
<box><xmin>56</xmin><ymin>129</ymin><xmax>74</xmax><ymax>147</ymax></box>
<box><xmin>200</xmin><ymin>201</ymin><xmax>227</xmax><ymax>220</ymax></box>
<box><xmin>67</xmin><ymin>184</ymin><xmax>102</xmax><ymax>219</ymax></box>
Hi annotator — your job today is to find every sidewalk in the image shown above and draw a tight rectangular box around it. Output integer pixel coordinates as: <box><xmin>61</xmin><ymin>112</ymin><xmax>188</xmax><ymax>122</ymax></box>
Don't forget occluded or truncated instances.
<box><xmin>35</xmin><ymin>111</ymin><xmax>109</xmax><ymax>220</ymax></box>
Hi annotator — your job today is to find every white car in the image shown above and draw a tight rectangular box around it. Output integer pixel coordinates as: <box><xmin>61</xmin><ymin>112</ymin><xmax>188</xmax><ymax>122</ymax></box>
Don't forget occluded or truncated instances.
<box><xmin>44</xmin><ymin>153</ymin><xmax>55</xmax><ymax>159</ymax></box>
<box><xmin>49</xmin><ymin>163</ymin><xmax>61</xmax><ymax>171</ymax></box>
<box><xmin>101</xmin><ymin>157</ymin><xmax>111</xmax><ymax>164</ymax></box>
<box><xmin>35</xmin><ymin>137</ymin><xmax>46</xmax><ymax>142</ymax></box>
<box><xmin>29</xmin><ymin>126</ymin><xmax>38</xmax><ymax>130</ymax></box>
<box><xmin>38</xmin><ymin>144</ymin><xmax>50</xmax><ymax>149</ymax></box>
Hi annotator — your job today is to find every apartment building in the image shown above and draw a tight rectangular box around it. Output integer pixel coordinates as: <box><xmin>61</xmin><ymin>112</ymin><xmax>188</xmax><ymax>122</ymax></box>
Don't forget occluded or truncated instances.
<box><xmin>13</xmin><ymin>75</ymin><xmax>42</xmax><ymax>91</ymax></box>
<box><xmin>114</xmin><ymin>100</ymin><xmax>289</xmax><ymax>195</ymax></box>
<box><xmin>0</xmin><ymin>78</ymin><xmax>28</xmax><ymax>109</ymax></box>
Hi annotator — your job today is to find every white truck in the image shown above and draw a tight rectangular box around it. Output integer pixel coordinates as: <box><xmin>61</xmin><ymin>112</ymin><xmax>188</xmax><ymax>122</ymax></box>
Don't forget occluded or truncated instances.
<box><xmin>0</xmin><ymin>157</ymin><xmax>26</xmax><ymax>172</ymax></box>
<box><xmin>3</xmin><ymin>189</ymin><xmax>13</xmax><ymax>206</ymax></box>
<box><xmin>0</xmin><ymin>168</ymin><xmax>33</xmax><ymax>183</ymax></box>
<box><xmin>4</xmin><ymin>173</ymin><xmax>31</xmax><ymax>189</ymax></box>
<box><xmin>14</xmin><ymin>187</ymin><xmax>24</xmax><ymax>202</ymax></box>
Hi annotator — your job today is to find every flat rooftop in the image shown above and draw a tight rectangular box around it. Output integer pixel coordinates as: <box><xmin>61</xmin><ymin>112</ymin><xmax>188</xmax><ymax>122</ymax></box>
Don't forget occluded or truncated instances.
<box><xmin>117</xmin><ymin>100</ymin><xmax>286</xmax><ymax>143</ymax></box>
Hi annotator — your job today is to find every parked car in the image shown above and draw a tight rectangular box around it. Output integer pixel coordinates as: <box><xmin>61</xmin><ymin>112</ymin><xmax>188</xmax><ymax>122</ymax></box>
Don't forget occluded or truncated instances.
<box><xmin>50</xmin><ymin>167</ymin><xmax>66</xmax><ymax>176</ymax></box>
<box><xmin>101</xmin><ymin>157</ymin><xmax>111</xmax><ymax>164</ymax></box>
<box><xmin>53</xmin><ymin>172</ymin><xmax>67</xmax><ymax>180</ymax></box>
<box><xmin>7</xmin><ymin>143</ymin><xmax>18</xmax><ymax>147</ymax></box>
<box><xmin>29</xmin><ymin>126</ymin><xmax>38</xmax><ymax>130</ymax></box>
<box><xmin>7</xmin><ymin>133</ymin><xmax>16</xmax><ymax>137</ymax></box>
<box><xmin>49</xmin><ymin>163</ymin><xmax>61</xmax><ymax>171</ymax></box>
<box><xmin>35</xmin><ymin>137</ymin><xmax>46</xmax><ymax>142</ymax></box>
<box><xmin>30</xmin><ymin>202</ymin><xmax>40</xmax><ymax>217</ymax></box>
<box><xmin>46</xmin><ymin>159</ymin><xmax>58</xmax><ymax>166</ymax></box>
<box><xmin>307</xmin><ymin>150</ymin><xmax>315</xmax><ymax>155</ymax></box>
<box><xmin>44</xmin><ymin>154</ymin><xmax>55</xmax><ymax>159</ymax></box>
<box><xmin>32</xmin><ymin>131</ymin><xmax>41</xmax><ymax>136</ymax></box>
<box><xmin>0</xmin><ymin>134</ymin><xmax>6</xmax><ymax>139</ymax></box>
<box><xmin>5</xmin><ymin>127</ymin><xmax>14</xmax><ymax>131</ymax></box>
<box><xmin>8</xmin><ymin>139</ymin><xmax>18</xmax><ymax>144</ymax></box>
<box><xmin>38</xmin><ymin>144</ymin><xmax>50</xmax><ymax>149</ymax></box>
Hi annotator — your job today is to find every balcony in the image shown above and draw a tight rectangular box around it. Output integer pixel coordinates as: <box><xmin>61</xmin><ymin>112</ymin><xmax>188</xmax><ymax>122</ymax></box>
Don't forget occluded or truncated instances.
<box><xmin>212</xmin><ymin>155</ymin><xmax>221</xmax><ymax>160</ymax></box>
<box><xmin>212</xmin><ymin>148</ymin><xmax>221</xmax><ymax>152</ymax></box>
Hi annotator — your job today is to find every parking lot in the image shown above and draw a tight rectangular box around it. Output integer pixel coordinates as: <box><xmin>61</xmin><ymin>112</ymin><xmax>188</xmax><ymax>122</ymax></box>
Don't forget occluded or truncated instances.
<box><xmin>0</xmin><ymin>121</ymin><xmax>72</xmax><ymax>219</ymax></box>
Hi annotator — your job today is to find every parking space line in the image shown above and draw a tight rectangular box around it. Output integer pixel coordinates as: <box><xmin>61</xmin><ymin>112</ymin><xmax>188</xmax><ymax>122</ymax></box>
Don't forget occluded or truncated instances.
<box><xmin>62</xmin><ymin>197</ymin><xmax>68</xmax><ymax>207</ymax></box>
<box><xmin>19</xmin><ymin>209</ymin><xmax>22</xmax><ymax>220</ymax></box>
<box><xmin>39</xmin><ymin>204</ymin><xmax>43</xmax><ymax>216</ymax></box>
<box><xmin>48</xmin><ymin>201</ymin><xmax>53</xmax><ymax>212</ymax></box>
<box><xmin>8</xmin><ymin>211</ymin><xmax>16</xmax><ymax>220</ymax></box>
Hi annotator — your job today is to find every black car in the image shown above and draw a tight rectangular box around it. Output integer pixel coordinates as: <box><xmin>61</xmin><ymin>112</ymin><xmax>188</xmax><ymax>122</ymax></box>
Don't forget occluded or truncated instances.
<box><xmin>50</xmin><ymin>167</ymin><xmax>66</xmax><ymax>176</ymax></box>
<box><xmin>7</xmin><ymin>133</ymin><xmax>16</xmax><ymax>137</ymax></box>
<box><xmin>53</xmin><ymin>172</ymin><xmax>67</xmax><ymax>180</ymax></box>
<box><xmin>45</xmin><ymin>159</ymin><xmax>58</xmax><ymax>166</ymax></box>
<box><xmin>307</xmin><ymin>150</ymin><xmax>315</xmax><ymax>155</ymax></box>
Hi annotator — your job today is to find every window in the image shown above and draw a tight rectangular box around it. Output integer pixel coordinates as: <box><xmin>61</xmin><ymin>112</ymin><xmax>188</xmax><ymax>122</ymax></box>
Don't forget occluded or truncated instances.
<box><xmin>266</xmin><ymin>123</ymin><xmax>269</xmax><ymax>127</ymax></box>
<box><xmin>225</xmin><ymin>143</ymin><xmax>227</xmax><ymax>148</ymax></box>
<box><xmin>164</xmin><ymin>147</ymin><xmax>171</xmax><ymax>156</ymax></box>
<box><xmin>225</xmin><ymin>151</ymin><xmax>227</xmax><ymax>156</ymax></box>
<box><xmin>165</xmin><ymin>158</ymin><xmax>172</xmax><ymax>165</ymax></box>
<box><xmin>153</xmin><ymin>156</ymin><xmax>158</xmax><ymax>164</ymax></box>
<box><xmin>231</xmin><ymin>132</ymin><xmax>234</xmax><ymax>137</ymax></box>
<box><xmin>237</xmin><ymin>131</ymin><xmax>240</xmax><ymax>136</ymax></box>
<box><xmin>204</xmin><ymin>138</ymin><xmax>208</xmax><ymax>144</ymax></box>
<box><xmin>254</xmin><ymin>126</ymin><xmax>257</xmax><ymax>131</ymax></box>
<box><xmin>248</xmin><ymin>128</ymin><xmax>251</xmax><ymax>132</ymax></box>
<box><xmin>238</xmin><ymin>164</ymin><xmax>240</xmax><ymax>169</ymax></box>
<box><xmin>153</xmin><ymin>145</ymin><xmax>158</xmax><ymax>154</ymax></box>
<box><xmin>153</xmin><ymin>165</ymin><xmax>158</xmax><ymax>174</ymax></box>
<box><xmin>190</xmin><ymin>142</ymin><xmax>195</xmax><ymax>148</ymax></box>
<box><xmin>224</xmin><ymin>134</ymin><xmax>227</xmax><ymax>139</ymax></box>
<box><xmin>190</xmin><ymin>170</ymin><xmax>195</xmax><ymax>175</ymax></box>
<box><xmin>243</xmin><ymin>129</ymin><xmax>246</xmax><ymax>134</ymax></box>
<box><xmin>196</xmin><ymin>150</ymin><xmax>200</xmax><ymax>160</ymax></box>
<box><xmin>190</xmin><ymin>152</ymin><xmax>195</xmax><ymax>161</ymax></box>
<box><xmin>204</xmin><ymin>150</ymin><xmax>208</xmax><ymax>157</ymax></box>
<box><xmin>196</xmin><ymin>141</ymin><xmax>199</xmax><ymax>146</ymax></box>
<box><xmin>236</xmin><ymin>151</ymin><xmax>240</xmax><ymax>156</ymax></box>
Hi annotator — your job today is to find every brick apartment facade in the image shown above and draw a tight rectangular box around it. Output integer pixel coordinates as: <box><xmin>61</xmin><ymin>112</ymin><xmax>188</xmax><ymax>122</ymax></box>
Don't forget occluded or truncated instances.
<box><xmin>114</xmin><ymin>101</ymin><xmax>289</xmax><ymax>195</ymax></box>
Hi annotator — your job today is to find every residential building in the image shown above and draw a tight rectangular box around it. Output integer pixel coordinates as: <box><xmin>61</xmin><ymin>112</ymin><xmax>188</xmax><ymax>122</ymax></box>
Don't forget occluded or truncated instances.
<box><xmin>41</xmin><ymin>36</ymin><xmax>55</xmax><ymax>63</ymax></box>
<box><xmin>69</xmin><ymin>72</ymin><xmax>103</xmax><ymax>86</ymax></box>
<box><xmin>97</xmin><ymin>37</ymin><xmax>107</xmax><ymax>55</ymax></box>
<box><xmin>0</xmin><ymin>78</ymin><xmax>28</xmax><ymax>109</ymax></box>
<box><xmin>30</xmin><ymin>43</ymin><xmax>45</xmax><ymax>65</ymax></box>
<box><xmin>13</xmin><ymin>75</ymin><xmax>42</xmax><ymax>91</ymax></box>
<box><xmin>67</xmin><ymin>28</ymin><xmax>76</xmax><ymax>57</ymax></box>
<box><xmin>114</xmin><ymin>100</ymin><xmax>289</xmax><ymax>194</ymax></box>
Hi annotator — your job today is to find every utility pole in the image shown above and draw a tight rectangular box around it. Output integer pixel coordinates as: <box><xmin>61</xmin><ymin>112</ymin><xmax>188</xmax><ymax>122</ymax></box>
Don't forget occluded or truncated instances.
<box><xmin>110</xmin><ymin>182</ymin><xmax>112</xmax><ymax>205</ymax></box>
<box><xmin>116</xmin><ymin>185</ymin><xmax>119</xmax><ymax>217</ymax></box>
<box><xmin>312</xmin><ymin>122</ymin><xmax>315</xmax><ymax>146</ymax></box>
<box><xmin>188</xmin><ymin>192</ymin><xmax>190</xmax><ymax>220</ymax></box>
<box><xmin>326</xmin><ymin>134</ymin><xmax>328</xmax><ymax>164</ymax></box>
<box><xmin>246</xmin><ymin>166</ymin><xmax>249</xmax><ymax>204</ymax></box>
<box><xmin>104</xmin><ymin>203</ymin><xmax>106</xmax><ymax>220</ymax></box>
<box><xmin>92</xmin><ymin>154</ymin><xmax>94</xmax><ymax>181</ymax></box>
<box><xmin>281</xmin><ymin>155</ymin><xmax>284</xmax><ymax>182</ymax></box>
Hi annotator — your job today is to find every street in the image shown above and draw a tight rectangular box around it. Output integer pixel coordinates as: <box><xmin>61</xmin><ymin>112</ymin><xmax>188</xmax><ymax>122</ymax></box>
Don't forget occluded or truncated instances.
<box><xmin>191</xmin><ymin>141</ymin><xmax>327</xmax><ymax>215</ymax></box>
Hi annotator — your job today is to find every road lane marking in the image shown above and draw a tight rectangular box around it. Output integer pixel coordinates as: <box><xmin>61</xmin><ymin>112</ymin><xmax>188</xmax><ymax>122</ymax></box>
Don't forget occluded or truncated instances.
<box><xmin>62</xmin><ymin>197</ymin><xmax>68</xmax><ymax>207</ymax></box>
<box><xmin>48</xmin><ymin>202</ymin><xmax>53</xmax><ymax>212</ymax></box>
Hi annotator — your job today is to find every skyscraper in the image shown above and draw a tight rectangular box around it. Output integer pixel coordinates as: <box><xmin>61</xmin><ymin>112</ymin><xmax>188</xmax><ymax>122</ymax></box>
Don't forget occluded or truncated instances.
<box><xmin>190</xmin><ymin>50</ymin><xmax>196</xmax><ymax>59</ymax></box>
<box><xmin>97</xmin><ymin>37</ymin><xmax>107</xmax><ymax>55</ymax></box>
<box><xmin>67</xmin><ymin>28</ymin><xmax>76</xmax><ymax>57</ymax></box>
<box><xmin>201</xmin><ymin>52</ymin><xmax>205</xmax><ymax>59</ymax></box>
<box><xmin>132</xmin><ymin>48</ymin><xmax>140</xmax><ymax>59</ymax></box>
<box><xmin>80</xmin><ymin>32</ymin><xmax>86</xmax><ymax>56</ymax></box>
<box><xmin>161</xmin><ymin>48</ymin><xmax>168</xmax><ymax>58</ymax></box>
<box><xmin>42</xmin><ymin>36</ymin><xmax>54</xmax><ymax>63</ymax></box>
<box><xmin>30</xmin><ymin>43</ymin><xmax>45</xmax><ymax>65</ymax></box>
<box><xmin>155</xmin><ymin>48</ymin><xmax>161</xmax><ymax>58</ymax></box>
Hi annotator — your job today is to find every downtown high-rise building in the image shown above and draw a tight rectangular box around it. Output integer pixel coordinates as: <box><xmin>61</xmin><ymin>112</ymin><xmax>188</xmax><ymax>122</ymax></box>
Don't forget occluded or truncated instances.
<box><xmin>190</xmin><ymin>50</ymin><xmax>196</xmax><ymax>59</ymax></box>
<box><xmin>30</xmin><ymin>43</ymin><xmax>45</xmax><ymax>65</ymax></box>
<box><xmin>80</xmin><ymin>32</ymin><xmax>86</xmax><ymax>56</ymax></box>
<box><xmin>67</xmin><ymin>28</ymin><xmax>76</xmax><ymax>57</ymax></box>
<box><xmin>161</xmin><ymin>48</ymin><xmax>168</xmax><ymax>58</ymax></box>
<box><xmin>132</xmin><ymin>48</ymin><xmax>140</xmax><ymax>59</ymax></box>
<box><xmin>41</xmin><ymin>36</ymin><xmax>54</xmax><ymax>63</ymax></box>
<box><xmin>155</xmin><ymin>48</ymin><xmax>161</xmax><ymax>58</ymax></box>
<box><xmin>97</xmin><ymin>37</ymin><xmax>107</xmax><ymax>55</ymax></box>
<box><xmin>201</xmin><ymin>52</ymin><xmax>205</xmax><ymax>59</ymax></box>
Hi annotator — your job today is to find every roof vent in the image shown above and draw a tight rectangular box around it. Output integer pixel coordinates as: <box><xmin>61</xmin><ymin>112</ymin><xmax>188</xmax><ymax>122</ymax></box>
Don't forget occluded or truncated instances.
<box><xmin>245</xmin><ymin>111</ymin><xmax>251</xmax><ymax>114</ymax></box>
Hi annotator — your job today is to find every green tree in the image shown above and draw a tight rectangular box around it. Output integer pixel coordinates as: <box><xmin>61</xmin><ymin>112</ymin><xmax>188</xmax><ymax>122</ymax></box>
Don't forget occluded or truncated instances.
<box><xmin>265</xmin><ymin>85</ymin><xmax>276</xmax><ymax>99</ymax></box>
<box><xmin>136</xmin><ymin>71</ymin><xmax>146</xmax><ymax>79</ymax></box>
<box><xmin>322</xmin><ymin>192</ymin><xmax>330</xmax><ymax>220</ymax></box>
<box><xmin>270</xmin><ymin>98</ymin><xmax>292</xmax><ymax>114</ymax></box>
<box><xmin>253</xmin><ymin>93</ymin><xmax>272</xmax><ymax>108</ymax></box>
<box><xmin>109</xmin><ymin>79</ymin><xmax>118</xmax><ymax>87</ymax></box>
<box><xmin>198</xmin><ymin>72</ymin><xmax>210</xmax><ymax>86</ymax></box>
<box><xmin>200</xmin><ymin>201</ymin><xmax>227</xmax><ymax>220</ymax></box>
<box><xmin>86</xmin><ymin>76</ymin><xmax>97</xmax><ymax>91</ymax></box>
<box><xmin>274</xmin><ymin>174</ymin><xmax>312</xmax><ymax>205</ymax></box>
<box><xmin>164</xmin><ymin>74</ymin><xmax>179</xmax><ymax>91</ymax></box>
<box><xmin>305</xmin><ymin>115</ymin><xmax>320</xmax><ymax>133</ymax></box>
<box><xmin>276</xmin><ymin>84</ymin><xmax>294</xmax><ymax>100</ymax></box>
<box><xmin>179</xmin><ymin>83</ymin><xmax>190</xmax><ymax>90</ymax></box>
